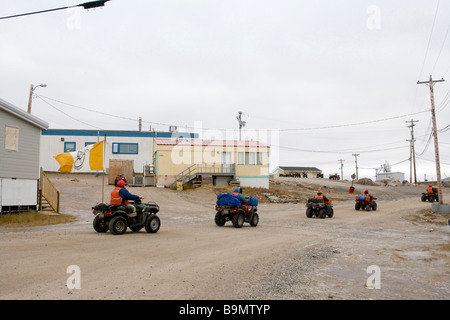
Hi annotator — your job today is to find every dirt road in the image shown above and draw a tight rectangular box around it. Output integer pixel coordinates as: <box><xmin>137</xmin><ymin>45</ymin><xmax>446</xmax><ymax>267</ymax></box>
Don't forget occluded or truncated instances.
<box><xmin>0</xmin><ymin>175</ymin><xmax>449</xmax><ymax>300</ymax></box>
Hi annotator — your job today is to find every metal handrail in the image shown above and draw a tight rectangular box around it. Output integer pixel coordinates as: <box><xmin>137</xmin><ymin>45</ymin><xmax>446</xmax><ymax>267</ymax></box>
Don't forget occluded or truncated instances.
<box><xmin>171</xmin><ymin>163</ymin><xmax>236</xmax><ymax>186</ymax></box>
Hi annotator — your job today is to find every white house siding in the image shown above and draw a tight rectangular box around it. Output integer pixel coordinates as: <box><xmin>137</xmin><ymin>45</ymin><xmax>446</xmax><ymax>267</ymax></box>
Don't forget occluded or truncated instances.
<box><xmin>0</xmin><ymin>178</ymin><xmax>38</xmax><ymax>207</ymax></box>
<box><xmin>40</xmin><ymin>130</ymin><xmax>196</xmax><ymax>174</ymax></box>
<box><xmin>238</xmin><ymin>176</ymin><xmax>270</xmax><ymax>189</ymax></box>
<box><xmin>0</xmin><ymin>97</ymin><xmax>48</xmax><ymax>212</ymax></box>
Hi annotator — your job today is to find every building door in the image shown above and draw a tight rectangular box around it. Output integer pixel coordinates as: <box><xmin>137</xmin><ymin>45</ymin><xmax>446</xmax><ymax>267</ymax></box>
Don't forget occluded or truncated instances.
<box><xmin>222</xmin><ymin>152</ymin><xmax>231</xmax><ymax>173</ymax></box>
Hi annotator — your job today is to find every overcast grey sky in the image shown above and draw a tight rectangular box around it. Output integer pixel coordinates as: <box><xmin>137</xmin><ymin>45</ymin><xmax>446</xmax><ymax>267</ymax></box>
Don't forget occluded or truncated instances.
<box><xmin>1</xmin><ymin>0</ymin><xmax>449</xmax><ymax>181</ymax></box>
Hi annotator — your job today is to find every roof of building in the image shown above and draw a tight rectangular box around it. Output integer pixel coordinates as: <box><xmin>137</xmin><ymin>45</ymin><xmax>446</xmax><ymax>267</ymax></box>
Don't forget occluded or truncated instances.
<box><xmin>42</xmin><ymin>129</ymin><xmax>197</xmax><ymax>138</ymax></box>
<box><xmin>278</xmin><ymin>166</ymin><xmax>322</xmax><ymax>172</ymax></box>
<box><xmin>0</xmin><ymin>97</ymin><xmax>49</xmax><ymax>130</ymax></box>
<box><xmin>154</xmin><ymin>138</ymin><xmax>269</xmax><ymax>147</ymax></box>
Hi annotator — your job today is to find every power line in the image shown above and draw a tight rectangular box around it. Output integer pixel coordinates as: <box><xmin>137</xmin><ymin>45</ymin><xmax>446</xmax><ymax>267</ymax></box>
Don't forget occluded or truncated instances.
<box><xmin>37</xmin><ymin>94</ymin><xmax>430</xmax><ymax>134</ymax></box>
<box><xmin>273</xmin><ymin>144</ymin><xmax>408</xmax><ymax>155</ymax></box>
<box><xmin>431</xmin><ymin>15</ymin><xmax>450</xmax><ymax>74</ymax></box>
<box><xmin>36</xmin><ymin>95</ymin><xmax>102</xmax><ymax>130</ymax></box>
<box><xmin>418</xmin><ymin>0</ymin><xmax>441</xmax><ymax>79</ymax></box>
<box><xmin>0</xmin><ymin>1</ymin><xmax>110</xmax><ymax>20</ymax></box>
<box><xmin>276</xmin><ymin>110</ymin><xmax>430</xmax><ymax>132</ymax></box>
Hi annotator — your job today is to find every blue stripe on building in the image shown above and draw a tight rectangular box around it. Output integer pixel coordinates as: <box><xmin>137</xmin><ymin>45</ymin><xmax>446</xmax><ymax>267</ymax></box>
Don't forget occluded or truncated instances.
<box><xmin>42</xmin><ymin>129</ymin><xmax>198</xmax><ymax>138</ymax></box>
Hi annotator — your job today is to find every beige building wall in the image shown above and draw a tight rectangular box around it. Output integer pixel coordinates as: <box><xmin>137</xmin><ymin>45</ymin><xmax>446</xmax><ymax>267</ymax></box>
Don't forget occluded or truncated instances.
<box><xmin>153</xmin><ymin>140</ymin><xmax>270</xmax><ymax>188</ymax></box>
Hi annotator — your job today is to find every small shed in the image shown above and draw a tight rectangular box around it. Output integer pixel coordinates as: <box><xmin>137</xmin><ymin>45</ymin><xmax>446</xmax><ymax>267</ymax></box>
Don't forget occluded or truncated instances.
<box><xmin>376</xmin><ymin>172</ymin><xmax>405</xmax><ymax>182</ymax></box>
<box><xmin>275</xmin><ymin>166</ymin><xmax>322</xmax><ymax>178</ymax></box>
<box><xmin>0</xmin><ymin>98</ymin><xmax>49</xmax><ymax>213</ymax></box>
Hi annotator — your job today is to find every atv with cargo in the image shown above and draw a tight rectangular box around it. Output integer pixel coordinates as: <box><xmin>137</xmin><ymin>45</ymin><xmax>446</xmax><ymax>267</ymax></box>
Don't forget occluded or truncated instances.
<box><xmin>355</xmin><ymin>194</ymin><xmax>377</xmax><ymax>211</ymax></box>
<box><xmin>215</xmin><ymin>193</ymin><xmax>259</xmax><ymax>228</ymax></box>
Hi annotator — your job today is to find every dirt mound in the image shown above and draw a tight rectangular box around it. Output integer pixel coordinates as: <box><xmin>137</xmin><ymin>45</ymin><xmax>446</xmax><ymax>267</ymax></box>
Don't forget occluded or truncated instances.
<box><xmin>355</xmin><ymin>178</ymin><xmax>377</xmax><ymax>186</ymax></box>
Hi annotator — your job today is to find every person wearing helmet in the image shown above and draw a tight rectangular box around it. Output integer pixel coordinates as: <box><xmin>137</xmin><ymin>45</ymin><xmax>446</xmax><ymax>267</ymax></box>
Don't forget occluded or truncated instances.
<box><xmin>427</xmin><ymin>184</ymin><xmax>436</xmax><ymax>194</ymax></box>
<box><xmin>363</xmin><ymin>189</ymin><xmax>371</xmax><ymax>202</ymax></box>
<box><xmin>232</xmin><ymin>187</ymin><xmax>249</xmax><ymax>205</ymax></box>
<box><xmin>110</xmin><ymin>179</ymin><xmax>142</xmax><ymax>217</ymax></box>
<box><xmin>314</xmin><ymin>188</ymin><xmax>332</xmax><ymax>214</ymax></box>
<box><xmin>314</xmin><ymin>189</ymin><xmax>330</xmax><ymax>203</ymax></box>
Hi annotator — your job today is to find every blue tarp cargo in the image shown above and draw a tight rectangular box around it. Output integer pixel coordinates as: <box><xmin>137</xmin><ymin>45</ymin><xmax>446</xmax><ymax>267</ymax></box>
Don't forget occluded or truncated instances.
<box><xmin>216</xmin><ymin>193</ymin><xmax>241</xmax><ymax>207</ymax></box>
<box><xmin>247</xmin><ymin>196</ymin><xmax>258</xmax><ymax>206</ymax></box>
<box><xmin>356</xmin><ymin>195</ymin><xmax>367</xmax><ymax>201</ymax></box>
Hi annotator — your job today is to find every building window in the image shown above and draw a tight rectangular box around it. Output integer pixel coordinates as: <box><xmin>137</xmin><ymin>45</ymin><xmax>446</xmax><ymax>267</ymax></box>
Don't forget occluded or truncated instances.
<box><xmin>5</xmin><ymin>126</ymin><xmax>19</xmax><ymax>151</ymax></box>
<box><xmin>112</xmin><ymin>143</ymin><xmax>138</xmax><ymax>154</ymax></box>
<box><xmin>238</xmin><ymin>152</ymin><xmax>244</xmax><ymax>165</ymax></box>
<box><xmin>245</xmin><ymin>152</ymin><xmax>255</xmax><ymax>165</ymax></box>
<box><xmin>64</xmin><ymin>142</ymin><xmax>76</xmax><ymax>152</ymax></box>
<box><xmin>257</xmin><ymin>152</ymin><xmax>263</xmax><ymax>165</ymax></box>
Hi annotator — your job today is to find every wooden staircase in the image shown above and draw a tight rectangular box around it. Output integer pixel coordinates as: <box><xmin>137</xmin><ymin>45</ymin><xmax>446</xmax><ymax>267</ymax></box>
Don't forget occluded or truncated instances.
<box><xmin>170</xmin><ymin>163</ymin><xmax>236</xmax><ymax>189</ymax></box>
<box><xmin>39</xmin><ymin>168</ymin><xmax>60</xmax><ymax>213</ymax></box>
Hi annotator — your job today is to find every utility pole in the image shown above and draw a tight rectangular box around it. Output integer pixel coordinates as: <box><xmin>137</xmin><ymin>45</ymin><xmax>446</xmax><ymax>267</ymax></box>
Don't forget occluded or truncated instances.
<box><xmin>352</xmin><ymin>153</ymin><xmax>360</xmax><ymax>180</ymax></box>
<box><xmin>406</xmin><ymin>119</ymin><xmax>419</xmax><ymax>184</ymax></box>
<box><xmin>338</xmin><ymin>159</ymin><xmax>345</xmax><ymax>180</ymax></box>
<box><xmin>236</xmin><ymin>111</ymin><xmax>246</xmax><ymax>141</ymax></box>
<box><xmin>417</xmin><ymin>75</ymin><xmax>445</xmax><ymax>205</ymax></box>
<box><xmin>27</xmin><ymin>83</ymin><xmax>47</xmax><ymax>113</ymax></box>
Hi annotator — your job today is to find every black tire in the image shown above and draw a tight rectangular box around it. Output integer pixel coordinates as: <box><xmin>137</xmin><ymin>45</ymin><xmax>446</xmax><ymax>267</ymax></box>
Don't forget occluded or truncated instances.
<box><xmin>421</xmin><ymin>194</ymin><xmax>427</xmax><ymax>202</ymax></box>
<box><xmin>145</xmin><ymin>215</ymin><xmax>161</xmax><ymax>233</ymax></box>
<box><xmin>327</xmin><ymin>208</ymin><xmax>334</xmax><ymax>218</ymax></box>
<box><xmin>232</xmin><ymin>213</ymin><xmax>244</xmax><ymax>228</ymax></box>
<box><xmin>372</xmin><ymin>202</ymin><xmax>377</xmax><ymax>211</ymax></box>
<box><xmin>355</xmin><ymin>202</ymin><xmax>360</xmax><ymax>210</ymax></box>
<box><xmin>365</xmin><ymin>204</ymin><xmax>372</xmax><ymax>212</ymax></box>
<box><xmin>306</xmin><ymin>207</ymin><xmax>313</xmax><ymax>218</ymax></box>
<box><xmin>215</xmin><ymin>212</ymin><xmax>226</xmax><ymax>226</ymax></box>
<box><xmin>319</xmin><ymin>208</ymin><xmax>327</xmax><ymax>219</ymax></box>
<box><xmin>249</xmin><ymin>213</ymin><xmax>259</xmax><ymax>227</ymax></box>
<box><xmin>93</xmin><ymin>216</ymin><xmax>108</xmax><ymax>233</ymax></box>
<box><xmin>109</xmin><ymin>216</ymin><xmax>127</xmax><ymax>235</ymax></box>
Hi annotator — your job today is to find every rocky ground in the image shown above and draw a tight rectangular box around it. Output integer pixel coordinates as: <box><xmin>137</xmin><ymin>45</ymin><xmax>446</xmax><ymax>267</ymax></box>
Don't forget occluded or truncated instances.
<box><xmin>0</xmin><ymin>174</ymin><xmax>449</xmax><ymax>301</ymax></box>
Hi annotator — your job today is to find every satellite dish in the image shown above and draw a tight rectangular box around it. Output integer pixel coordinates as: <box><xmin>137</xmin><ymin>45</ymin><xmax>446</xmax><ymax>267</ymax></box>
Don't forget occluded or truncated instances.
<box><xmin>383</xmin><ymin>161</ymin><xmax>391</xmax><ymax>172</ymax></box>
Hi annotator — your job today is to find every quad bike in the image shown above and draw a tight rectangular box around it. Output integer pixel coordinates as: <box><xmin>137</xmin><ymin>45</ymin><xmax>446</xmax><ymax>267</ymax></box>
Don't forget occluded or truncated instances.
<box><xmin>215</xmin><ymin>193</ymin><xmax>259</xmax><ymax>228</ymax></box>
<box><xmin>355</xmin><ymin>195</ymin><xmax>377</xmax><ymax>211</ymax></box>
<box><xmin>421</xmin><ymin>192</ymin><xmax>439</xmax><ymax>202</ymax></box>
<box><xmin>306</xmin><ymin>198</ymin><xmax>334</xmax><ymax>219</ymax></box>
<box><xmin>215</xmin><ymin>204</ymin><xmax>259</xmax><ymax>228</ymax></box>
<box><xmin>92</xmin><ymin>198</ymin><xmax>160</xmax><ymax>235</ymax></box>
<box><xmin>421</xmin><ymin>188</ymin><xmax>439</xmax><ymax>202</ymax></box>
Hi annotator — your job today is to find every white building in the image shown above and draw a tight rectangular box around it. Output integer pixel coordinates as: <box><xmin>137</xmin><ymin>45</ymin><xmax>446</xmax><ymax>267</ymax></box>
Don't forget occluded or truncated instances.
<box><xmin>376</xmin><ymin>172</ymin><xmax>405</xmax><ymax>182</ymax></box>
<box><xmin>40</xmin><ymin>129</ymin><xmax>196</xmax><ymax>174</ymax></box>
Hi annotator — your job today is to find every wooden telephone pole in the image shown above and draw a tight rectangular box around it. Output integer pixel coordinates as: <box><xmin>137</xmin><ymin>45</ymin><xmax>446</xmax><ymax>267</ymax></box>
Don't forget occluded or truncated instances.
<box><xmin>352</xmin><ymin>154</ymin><xmax>360</xmax><ymax>180</ymax></box>
<box><xmin>338</xmin><ymin>159</ymin><xmax>345</xmax><ymax>180</ymax></box>
<box><xmin>406</xmin><ymin>119</ymin><xmax>419</xmax><ymax>184</ymax></box>
<box><xmin>417</xmin><ymin>75</ymin><xmax>445</xmax><ymax>205</ymax></box>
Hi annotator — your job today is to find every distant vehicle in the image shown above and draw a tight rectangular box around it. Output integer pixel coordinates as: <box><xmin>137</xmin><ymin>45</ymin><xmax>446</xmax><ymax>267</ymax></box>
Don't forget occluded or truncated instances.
<box><xmin>355</xmin><ymin>194</ymin><xmax>377</xmax><ymax>211</ymax></box>
<box><xmin>215</xmin><ymin>193</ymin><xmax>259</xmax><ymax>228</ymax></box>
<box><xmin>421</xmin><ymin>192</ymin><xmax>439</xmax><ymax>202</ymax></box>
